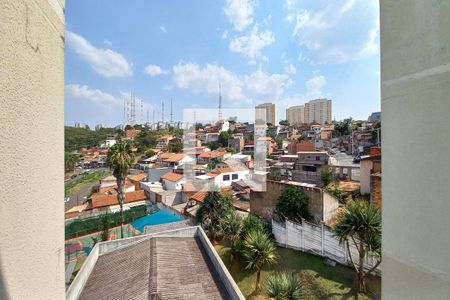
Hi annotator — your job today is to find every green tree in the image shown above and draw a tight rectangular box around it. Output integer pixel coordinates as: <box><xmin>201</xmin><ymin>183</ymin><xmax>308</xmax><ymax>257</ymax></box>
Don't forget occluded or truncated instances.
<box><xmin>276</xmin><ymin>187</ymin><xmax>311</xmax><ymax>222</ymax></box>
<box><xmin>279</xmin><ymin>120</ymin><xmax>290</xmax><ymax>126</ymax></box>
<box><xmin>196</xmin><ymin>191</ymin><xmax>233</xmax><ymax>242</ymax></box>
<box><xmin>242</xmin><ymin>230</ymin><xmax>278</xmax><ymax>292</ymax></box>
<box><xmin>145</xmin><ymin>149</ymin><xmax>156</xmax><ymax>158</ymax></box>
<box><xmin>106</xmin><ymin>140</ymin><xmax>135</xmax><ymax>238</ymax></box>
<box><xmin>65</xmin><ymin>151</ymin><xmax>78</xmax><ymax>171</ymax></box>
<box><xmin>275</xmin><ymin>137</ymin><xmax>283</xmax><ymax>148</ymax></box>
<box><xmin>99</xmin><ymin>213</ymin><xmax>111</xmax><ymax>242</ymax></box>
<box><xmin>266</xmin><ymin>272</ymin><xmax>301</xmax><ymax>300</ymax></box>
<box><xmin>320</xmin><ymin>169</ymin><xmax>334</xmax><ymax>187</ymax></box>
<box><xmin>334</xmin><ymin>118</ymin><xmax>353</xmax><ymax>136</ymax></box>
<box><xmin>218</xmin><ymin>131</ymin><xmax>231</xmax><ymax>147</ymax></box>
<box><xmin>219</xmin><ymin>211</ymin><xmax>243</xmax><ymax>262</ymax></box>
<box><xmin>332</xmin><ymin>199</ymin><xmax>382</xmax><ymax>293</ymax></box>
<box><xmin>168</xmin><ymin>141</ymin><xmax>183</xmax><ymax>153</ymax></box>
<box><xmin>296</xmin><ymin>133</ymin><xmax>307</xmax><ymax>142</ymax></box>
<box><xmin>206</xmin><ymin>141</ymin><xmax>219</xmax><ymax>150</ymax></box>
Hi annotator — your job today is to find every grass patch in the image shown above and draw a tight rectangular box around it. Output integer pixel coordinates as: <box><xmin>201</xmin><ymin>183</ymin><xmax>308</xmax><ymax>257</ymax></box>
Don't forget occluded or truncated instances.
<box><xmin>65</xmin><ymin>170</ymin><xmax>110</xmax><ymax>197</ymax></box>
<box><xmin>215</xmin><ymin>243</ymin><xmax>380</xmax><ymax>300</ymax></box>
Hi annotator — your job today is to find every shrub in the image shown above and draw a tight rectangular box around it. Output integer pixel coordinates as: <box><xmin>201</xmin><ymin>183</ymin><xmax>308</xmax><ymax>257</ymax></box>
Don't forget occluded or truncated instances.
<box><xmin>276</xmin><ymin>187</ymin><xmax>311</xmax><ymax>222</ymax></box>
<box><xmin>320</xmin><ymin>169</ymin><xmax>334</xmax><ymax>186</ymax></box>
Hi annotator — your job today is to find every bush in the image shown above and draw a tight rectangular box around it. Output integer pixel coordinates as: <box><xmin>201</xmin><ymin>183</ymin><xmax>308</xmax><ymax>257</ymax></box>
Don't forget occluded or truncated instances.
<box><xmin>320</xmin><ymin>169</ymin><xmax>334</xmax><ymax>186</ymax></box>
<box><xmin>276</xmin><ymin>187</ymin><xmax>311</xmax><ymax>222</ymax></box>
<box><xmin>65</xmin><ymin>205</ymin><xmax>147</xmax><ymax>239</ymax></box>
<box><xmin>266</xmin><ymin>272</ymin><xmax>302</xmax><ymax>300</ymax></box>
<box><xmin>326</xmin><ymin>186</ymin><xmax>344</xmax><ymax>202</ymax></box>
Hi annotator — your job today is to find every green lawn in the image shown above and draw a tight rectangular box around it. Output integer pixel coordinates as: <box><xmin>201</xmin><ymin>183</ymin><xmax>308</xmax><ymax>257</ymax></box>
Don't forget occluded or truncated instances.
<box><xmin>65</xmin><ymin>170</ymin><xmax>110</xmax><ymax>196</ymax></box>
<box><xmin>215</xmin><ymin>243</ymin><xmax>380</xmax><ymax>300</ymax></box>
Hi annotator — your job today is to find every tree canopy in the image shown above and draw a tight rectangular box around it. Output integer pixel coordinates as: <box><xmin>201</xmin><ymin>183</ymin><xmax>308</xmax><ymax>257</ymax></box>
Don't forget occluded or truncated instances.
<box><xmin>276</xmin><ymin>187</ymin><xmax>311</xmax><ymax>222</ymax></box>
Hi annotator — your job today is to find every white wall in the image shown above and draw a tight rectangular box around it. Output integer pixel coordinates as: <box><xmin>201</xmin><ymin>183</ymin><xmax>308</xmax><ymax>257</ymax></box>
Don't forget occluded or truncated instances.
<box><xmin>359</xmin><ymin>160</ymin><xmax>372</xmax><ymax>195</ymax></box>
<box><xmin>0</xmin><ymin>0</ymin><xmax>65</xmax><ymax>298</ymax></box>
<box><xmin>381</xmin><ymin>0</ymin><xmax>450</xmax><ymax>298</ymax></box>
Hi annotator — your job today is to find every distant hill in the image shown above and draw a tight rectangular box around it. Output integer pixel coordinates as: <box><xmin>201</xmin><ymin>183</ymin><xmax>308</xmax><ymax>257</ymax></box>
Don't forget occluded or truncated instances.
<box><xmin>65</xmin><ymin>126</ymin><xmax>120</xmax><ymax>151</ymax></box>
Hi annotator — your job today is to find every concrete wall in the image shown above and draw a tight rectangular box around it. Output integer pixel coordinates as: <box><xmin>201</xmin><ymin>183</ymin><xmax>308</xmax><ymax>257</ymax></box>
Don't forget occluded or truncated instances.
<box><xmin>272</xmin><ymin>220</ymin><xmax>381</xmax><ymax>275</ymax></box>
<box><xmin>250</xmin><ymin>180</ymin><xmax>339</xmax><ymax>224</ymax></box>
<box><xmin>381</xmin><ymin>0</ymin><xmax>450</xmax><ymax>298</ymax></box>
<box><xmin>359</xmin><ymin>160</ymin><xmax>372</xmax><ymax>194</ymax></box>
<box><xmin>0</xmin><ymin>0</ymin><xmax>65</xmax><ymax>299</ymax></box>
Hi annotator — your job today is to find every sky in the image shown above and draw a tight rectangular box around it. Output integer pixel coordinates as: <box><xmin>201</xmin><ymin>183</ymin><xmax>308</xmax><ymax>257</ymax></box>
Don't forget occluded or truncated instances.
<box><xmin>65</xmin><ymin>0</ymin><xmax>380</xmax><ymax>128</ymax></box>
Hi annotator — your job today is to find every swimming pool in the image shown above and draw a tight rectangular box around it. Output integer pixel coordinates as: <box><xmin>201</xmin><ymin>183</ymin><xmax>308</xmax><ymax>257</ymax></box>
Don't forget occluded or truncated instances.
<box><xmin>131</xmin><ymin>210</ymin><xmax>183</xmax><ymax>233</ymax></box>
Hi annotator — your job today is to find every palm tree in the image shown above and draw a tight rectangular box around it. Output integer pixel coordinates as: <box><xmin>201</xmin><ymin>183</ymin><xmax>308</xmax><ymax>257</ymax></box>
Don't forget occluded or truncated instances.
<box><xmin>196</xmin><ymin>190</ymin><xmax>233</xmax><ymax>243</ymax></box>
<box><xmin>266</xmin><ymin>272</ymin><xmax>301</xmax><ymax>300</ymax></box>
<box><xmin>242</xmin><ymin>230</ymin><xmax>278</xmax><ymax>293</ymax></box>
<box><xmin>219</xmin><ymin>211</ymin><xmax>243</xmax><ymax>262</ymax></box>
<box><xmin>106</xmin><ymin>140</ymin><xmax>135</xmax><ymax>238</ymax></box>
<box><xmin>332</xmin><ymin>199</ymin><xmax>381</xmax><ymax>293</ymax></box>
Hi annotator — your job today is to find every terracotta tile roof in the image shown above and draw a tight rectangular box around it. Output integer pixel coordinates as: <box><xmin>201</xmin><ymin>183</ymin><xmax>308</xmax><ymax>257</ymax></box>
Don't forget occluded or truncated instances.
<box><xmin>161</xmin><ymin>172</ymin><xmax>184</xmax><ymax>182</ymax></box>
<box><xmin>158</xmin><ymin>134</ymin><xmax>173</xmax><ymax>141</ymax></box>
<box><xmin>189</xmin><ymin>190</ymin><xmax>209</xmax><ymax>202</ymax></box>
<box><xmin>90</xmin><ymin>190</ymin><xmax>147</xmax><ymax>209</ymax></box>
<box><xmin>129</xmin><ymin>173</ymin><xmax>147</xmax><ymax>182</ymax></box>
<box><xmin>163</xmin><ymin>153</ymin><xmax>185</xmax><ymax>163</ymax></box>
<box><xmin>159</xmin><ymin>152</ymin><xmax>176</xmax><ymax>160</ymax></box>
<box><xmin>206</xmin><ymin>172</ymin><xmax>219</xmax><ymax>177</ymax></box>
<box><xmin>199</xmin><ymin>151</ymin><xmax>225</xmax><ymax>159</ymax></box>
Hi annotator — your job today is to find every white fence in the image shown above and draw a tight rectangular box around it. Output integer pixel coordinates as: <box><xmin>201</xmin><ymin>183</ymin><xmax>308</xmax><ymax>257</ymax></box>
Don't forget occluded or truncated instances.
<box><xmin>272</xmin><ymin>219</ymin><xmax>381</xmax><ymax>275</ymax></box>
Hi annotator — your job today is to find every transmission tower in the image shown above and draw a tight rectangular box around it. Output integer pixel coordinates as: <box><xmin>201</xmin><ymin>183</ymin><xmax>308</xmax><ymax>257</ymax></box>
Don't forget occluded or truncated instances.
<box><xmin>218</xmin><ymin>83</ymin><xmax>222</xmax><ymax>121</ymax></box>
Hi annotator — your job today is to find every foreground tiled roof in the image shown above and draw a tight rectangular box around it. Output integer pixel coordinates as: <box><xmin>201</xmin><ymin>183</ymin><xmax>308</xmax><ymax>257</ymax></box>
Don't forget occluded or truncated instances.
<box><xmin>161</xmin><ymin>172</ymin><xmax>184</xmax><ymax>182</ymax></box>
<box><xmin>78</xmin><ymin>237</ymin><xmax>229</xmax><ymax>300</ymax></box>
<box><xmin>198</xmin><ymin>151</ymin><xmax>225</xmax><ymax>159</ymax></box>
<box><xmin>90</xmin><ymin>190</ymin><xmax>147</xmax><ymax>209</ymax></box>
<box><xmin>163</xmin><ymin>153</ymin><xmax>185</xmax><ymax>162</ymax></box>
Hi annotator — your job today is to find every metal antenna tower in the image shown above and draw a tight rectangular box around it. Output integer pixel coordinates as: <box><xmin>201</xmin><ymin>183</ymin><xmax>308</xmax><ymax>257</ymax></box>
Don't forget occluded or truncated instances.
<box><xmin>152</xmin><ymin>109</ymin><xmax>155</xmax><ymax>124</ymax></box>
<box><xmin>146</xmin><ymin>109</ymin><xmax>149</xmax><ymax>124</ymax></box>
<box><xmin>129</xmin><ymin>92</ymin><xmax>136</xmax><ymax>126</ymax></box>
<box><xmin>218</xmin><ymin>83</ymin><xmax>222</xmax><ymax>121</ymax></box>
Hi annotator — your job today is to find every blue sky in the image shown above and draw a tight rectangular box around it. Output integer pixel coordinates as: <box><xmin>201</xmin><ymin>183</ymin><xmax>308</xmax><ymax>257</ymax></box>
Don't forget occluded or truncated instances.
<box><xmin>65</xmin><ymin>0</ymin><xmax>380</xmax><ymax>128</ymax></box>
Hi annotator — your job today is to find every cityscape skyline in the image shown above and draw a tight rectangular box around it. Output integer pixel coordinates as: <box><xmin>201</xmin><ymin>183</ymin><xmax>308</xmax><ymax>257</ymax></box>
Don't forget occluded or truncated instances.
<box><xmin>65</xmin><ymin>0</ymin><xmax>380</xmax><ymax>128</ymax></box>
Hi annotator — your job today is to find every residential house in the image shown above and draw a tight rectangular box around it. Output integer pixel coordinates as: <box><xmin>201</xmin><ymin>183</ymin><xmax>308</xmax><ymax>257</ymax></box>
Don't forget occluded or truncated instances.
<box><xmin>89</xmin><ymin>190</ymin><xmax>148</xmax><ymax>214</ymax></box>
<box><xmin>197</xmin><ymin>150</ymin><xmax>228</xmax><ymax>165</ymax></box>
<box><xmin>161</xmin><ymin>172</ymin><xmax>185</xmax><ymax>190</ymax></box>
<box><xmin>124</xmin><ymin>129</ymin><xmax>141</xmax><ymax>140</ymax></box>
<box><xmin>228</xmin><ymin>137</ymin><xmax>245</xmax><ymax>153</ymax></box>
<box><xmin>156</xmin><ymin>135</ymin><xmax>174</xmax><ymax>149</ymax></box>
<box><xmin>360</xmin><ymin>146</ymin><xmax>382</xmax><ymax>207</ymax></box>
<box><xmin>291</xmin><ymin>151</ymin><xmax>330</xmax><ymax>184</ymax></box>
<box><xmin>287</xmin><ymin>139</ymin><xmax>315</xmax><ymax>154</ymax></box>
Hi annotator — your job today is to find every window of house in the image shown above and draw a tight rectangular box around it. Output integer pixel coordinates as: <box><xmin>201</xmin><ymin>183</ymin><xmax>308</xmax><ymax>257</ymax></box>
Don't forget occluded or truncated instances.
<box><xmin>316</xmin><ymin>156</ymin><xmax>320</xmax><ymax>161</ymax></box>
<box><xmin>223</xmin><ymin>174</ymin><xmax>230</xmax><ymax>181</ymax></box>
<box><xmin>302</xmin><ymin>165</ymin><xmax>317</xmax><ymax>172</ymax></box>
<box><xmin>232</xmin><ymin>174</ymin><xmax>238</xmax><ymax>180</ymax></box>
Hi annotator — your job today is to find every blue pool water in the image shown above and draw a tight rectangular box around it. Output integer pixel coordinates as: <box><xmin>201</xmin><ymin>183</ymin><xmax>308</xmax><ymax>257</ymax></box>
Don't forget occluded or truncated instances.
<box><xmin>131</xmin><ymin>210</ymin><xmax>183</xmax><ymax>233</ymax></box>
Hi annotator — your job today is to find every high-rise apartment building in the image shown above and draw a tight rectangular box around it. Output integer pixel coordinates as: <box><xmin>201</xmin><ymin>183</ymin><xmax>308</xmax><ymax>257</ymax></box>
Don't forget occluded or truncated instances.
<box><xmin>286</xmin><ymin>99</ymin><xmax>332</xmax><ymax>125</ymax></box>
<box><xmin>286</xmin><ymin>105</ymin><xmax>305</xmax><ymax>125</ymax></box>
<box><xmin>95</xmin><ymin>123</ymin><xmax>108</xmax><ymax>131</ymax></box>
<box><xmin>255</xmin><ymin>103</ymin><xmax>276</xmax><ymax>125</ymax></box>
<box><xmin>306</xmin><ymin>99</ymin><xmax>332</xmax><ymax>124</ymax></box>
<box><xmin>75</xmin><ymin>122</ymin><xmax>89</xmax><ymax>129</ymax></box>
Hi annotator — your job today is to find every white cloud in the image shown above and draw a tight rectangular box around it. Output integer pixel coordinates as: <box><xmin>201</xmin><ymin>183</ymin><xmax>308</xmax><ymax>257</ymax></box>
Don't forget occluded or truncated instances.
<box><xmin>160</xmin><ymin>24</ymin><xmax>167</xmax><ymax>33</ymax></box>
<box><xmin>279</xmin><ymin>75</ymin><xmax>327</xmax><ymax>110</ymax></box>
<box><xmin>305</xmin><ymin>75</ymin><xmax>326</xmax><ymax>98</ymax></box>
<box><xmin>172</xmin><ymin>62</ymin><xmax>291</xmax><ymax>104</ymax></box>
<box><xmin>291</xmin><ymin>0</ymin><xmax>379</xmax><ymax>64</ymax></box>
<box><xmin>229</xmin><ymin>25</ymin><xmax>274</xmax><ymax>60</ymax></box>
<box><xmin>221</xmin><ymin>29</ymin><xmax>229</xmax><ymax>40</ymax></box>
<box><xmin>224</xmin><ymin>0</ymin><xmax>257</xmax><ymax>31</ymax></box>
<box><xmin>66</xmin><ymin>84</ymin><xmax>119</xmax><ymax>108</ymax></box>
<box><xmin>285</xmin><ymin>0</ymin><xmax>297</xmax><ymax>22</ymax></box>
<box><xmin>66</xmin><ymin>31</ymin><xmax>132</xmax><ymax>78</ymax></box>
<box><xmin>144</xmin><ymin>64</ymin><xmax>169</xmax><ymax>76</ymax></box>
<box><xmin>284</xmin><ymin>62</ymin><xmax>297</xmax><ymax>74</ymax></box>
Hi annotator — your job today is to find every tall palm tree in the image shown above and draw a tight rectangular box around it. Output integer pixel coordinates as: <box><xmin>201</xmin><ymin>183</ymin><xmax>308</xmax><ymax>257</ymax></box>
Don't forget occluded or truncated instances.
<box><xmin>242</xmin><ymin>230</ymin><xmax>278</xmax><ymax>292</ymax></box>
<box><xmin>219</xmin><ymin>211</ymin><xmax>243</xmax><ymax>262</ymax></box>
<box><xmin>332</xmin><ymin>199</ymin><xmax>381</xmax><ymax>293</ymax></box>
<box><xmin>106</xmin><ymin>140</ymin><xmax>135</xmax><ymax>238</ymax></box>
<box><xmin>265</xmin><ymin>272</ymin><xmax>301</xmax><ymax>300</ymax></box>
